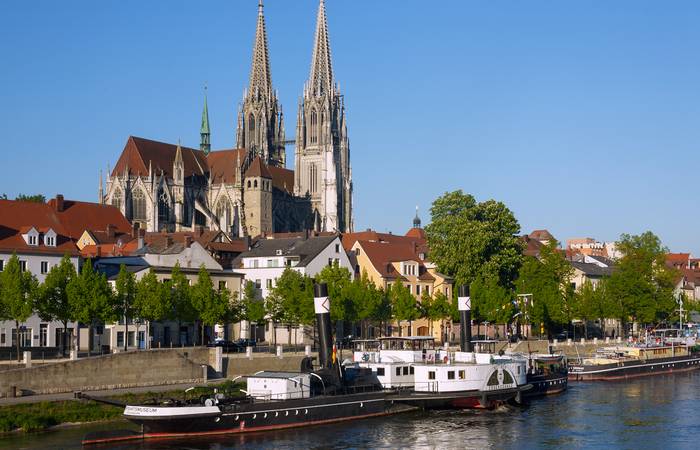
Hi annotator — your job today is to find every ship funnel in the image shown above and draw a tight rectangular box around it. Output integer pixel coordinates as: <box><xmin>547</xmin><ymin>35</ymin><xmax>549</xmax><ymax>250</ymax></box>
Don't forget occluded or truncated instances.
<box><xmin>458</xmin><ymin>285</ymin><xmax>473</xmax><ymax>352</ymax></box>
<box><xmin>314</xmin><ymin>283</ymin><xmax>333</xmax><ymax>369</ymax></box>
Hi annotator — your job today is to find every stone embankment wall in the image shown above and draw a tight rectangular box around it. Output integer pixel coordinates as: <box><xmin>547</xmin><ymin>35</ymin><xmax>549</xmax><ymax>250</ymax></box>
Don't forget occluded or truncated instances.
<box><xmin>0</xmin><ymin>348</ymin><xmax>213</xmax><ymax>397</ymax></box>
<box><xmin>224</xmin><ymin>354</ymin><xmax>310</xmax><ymax>378</ymax></box>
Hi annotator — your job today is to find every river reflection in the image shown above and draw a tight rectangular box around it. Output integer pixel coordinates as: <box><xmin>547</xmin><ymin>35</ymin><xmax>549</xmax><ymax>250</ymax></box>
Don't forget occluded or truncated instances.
<box><xmin>3</xmin><ymin>371</ymin><xmax>700</xmax><ymax>449</ymax></box>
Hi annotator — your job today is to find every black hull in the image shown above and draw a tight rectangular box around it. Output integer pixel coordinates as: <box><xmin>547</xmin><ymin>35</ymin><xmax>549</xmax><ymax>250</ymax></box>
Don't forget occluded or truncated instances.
<box><xmin>524</xmin><ymin>374</ymin><xmax>568</xmax><ymax>397</ymax></box>
<box><xmin>84</xmin><ymin>392</ymin><xmax>413</xmax><ymax>445</ymax></box>
<box><xmin>568</xmin><ymin>353</ymin><xmax>700</xmax><ymax>381</ymax></box>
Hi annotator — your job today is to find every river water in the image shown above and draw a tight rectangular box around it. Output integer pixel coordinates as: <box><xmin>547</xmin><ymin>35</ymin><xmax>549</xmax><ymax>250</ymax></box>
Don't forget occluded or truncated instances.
<box><xmin>3</xmin><ymin>370</ymin><xmax>699</xmax><ymax>450</ymax></box>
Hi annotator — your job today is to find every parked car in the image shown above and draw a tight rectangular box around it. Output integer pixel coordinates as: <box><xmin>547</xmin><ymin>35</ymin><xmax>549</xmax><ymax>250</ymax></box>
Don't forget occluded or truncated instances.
<box><xmin>235</xmin><ymin>338</ymin><xmax>257</xmax><ymax>348</ymax></box>
<box><xmin>207</xmin><ymin>340</ymin><xmax>243</xmax><ymax>353</ymax></box>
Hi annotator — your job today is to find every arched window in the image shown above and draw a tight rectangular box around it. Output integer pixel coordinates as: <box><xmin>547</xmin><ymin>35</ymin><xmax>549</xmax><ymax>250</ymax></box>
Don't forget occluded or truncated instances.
<box><xmin>216</xmin><ymin>199</ymin><xmax>231</xmax><ymax>229</ymax></box>
<box><xmin>247</xmin><ymin>180</ymin><xmax>251</xmax><ymax>188</ymax></box>
<box><xmin>248</xmin><ymin>113</ymin><xmax>255</xmax><ymax>135</ymax></box>
<box><xmin>310</xmin><ymin>110</ymin><xmax>318</xmax><ymax>144</ymax></box>
<box><xmin>157</xmin><ymin>188</ymin><xmax>169</xmax><ymax>222</ymax></box>
<box><xmin>254</xmin><ymin>180</ymin><xmax>258</xmax><ymax>188</ymax></box>
<box><xmin>131</xmin><ymin>188</ymin><xmax>146</xmax><ymax>221</ymax></box>
<box><xmin>111</xmin><ymin>188</ymin><xmax>122</xmax><ymax>211</ymax></box>
<box><xmin>309</xmin><ymin>163</ymin><xmax>318</xmax><ymax>193</ymax></box>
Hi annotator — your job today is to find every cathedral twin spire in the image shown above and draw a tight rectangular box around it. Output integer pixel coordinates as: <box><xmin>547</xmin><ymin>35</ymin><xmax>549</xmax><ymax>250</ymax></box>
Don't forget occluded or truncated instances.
<box><xmin>308</xmin><ymin>0</ymin><xmax>334</xmax><ymax>98</ymax></box>
<box><xmin>249</xmin><ymin>0</ymin><xmax>273</xmax><ymax>102</ymax></box>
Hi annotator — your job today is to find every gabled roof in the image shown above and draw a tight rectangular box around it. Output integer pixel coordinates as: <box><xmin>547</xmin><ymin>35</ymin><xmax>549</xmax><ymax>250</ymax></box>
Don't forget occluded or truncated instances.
<box><xmin>570</xmin><ymin>261</ymin><xmax>614</xmax><ymax>277</ymax></box>
<box><xmin>48</xmin><ymin>198</ymin><xmax>132</xmax><ymax>239</ymax></box>
<box><xmin>267</xmin><ymin>165</ymin><xmax>294</xmax><ymax>193</ymax></box>
<box><xmin>405</xmin><ymin>227</ymin><xmax>426</xmax><ymax>240</ymax></box>
<box><xmin>111</xmin><ymin>136</ymin><xmax>208</xmax><ymax>179</ymax></box>
<box><xmin>356</xmin><ymin>240</ymin><xmax>427</xmax><ymax>280</ymax></box>
<box><xmin>342</xmin><ymin>229</ymin><xmax>426</xmax><ymax>251</ymax></box>
<box><xmin>206</xmin><ymin>149</ymin><xmax>247</xmax><ymax>184</ymax></box>
<box><xmin>0</xmin><ymin>199</ymin><xmax>73</xmax><ymax>255</ymax></box>
<box><xmin>529</xmin><ymin>229</ymin><xmax>555</xmax><ymax>242</ymax></box>
<box><xmin>234</xmin><ymin>234</ymin><xmax>339</xmax><ymax>268</ymax></box>
<box><xmin>244</xmin><ymin>156</ymin><xmax>272</xmax><ymax>179</ymax></box>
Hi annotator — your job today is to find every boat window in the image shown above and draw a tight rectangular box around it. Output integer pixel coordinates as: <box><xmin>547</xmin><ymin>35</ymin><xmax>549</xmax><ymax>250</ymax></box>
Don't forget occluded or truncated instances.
<box><xmin>376</xmin><ymin>367</ymin><xmax>385</xmax><ymax>376</ymax></box>
<box><xmin>396</xmin><ymin>367</ymin><xmax>402</xmax><ymax>376</ymax></box>
<box><xmin>447</xmin><ymin>371</ymin><xmax>455</xmax><ymax>380</ymax></box>
<box><xmin>459</xmin><ymin>370</ymin><xmax>465</xmax><ymax>379</ymax></box>
<box><xmin>428</xmin><ymin>371</ymin><xmax>436</xmax><ymax>380</ymax></box>
<box><xmin>403</xmin><ymin>367</ymin><xmax>409</xmax><ymax>376</ymax></box>
<box><xmin>410</xmin><ymin>366</ymin><xmax>415</xmax><ymax>375</ymax></box>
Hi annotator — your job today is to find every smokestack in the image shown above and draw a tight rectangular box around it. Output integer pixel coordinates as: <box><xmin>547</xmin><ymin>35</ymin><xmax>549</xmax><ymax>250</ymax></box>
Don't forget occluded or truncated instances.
<box><xmin>314</xmin><ymin>283</ymin><xmax>333</xmax><ymax>369</ymax></box>
<box><xmin>458</xmin><ymin>285</ymin><xmax>472</xmax><ymax>352</ymax></box>
<box><xmin>55</xmin><ymin>194</ymin><xmax>64</xmax><ymax>212</ymax></box>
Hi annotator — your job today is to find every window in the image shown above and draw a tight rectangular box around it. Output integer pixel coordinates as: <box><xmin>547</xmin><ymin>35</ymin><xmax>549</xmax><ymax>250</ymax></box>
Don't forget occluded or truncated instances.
<box><xmin>310</xmin><ymin>110</ymin><xmax>318</xmax><ymax>144</ymax></box>
<box><xmin>396</xmin><ymin>367</ymin><xmax>402</xmax><ymax>376</ymax></box>
<box><xmin>376</xmin><ymin>367</ymin><xmax>385</xmax><ymax>376</ymax></box>
<box><xmin>267</xmin><ymin>259</ymin><xmax>274</xmax><ymax>268</ymax></box>
<box><xmin>0</xmin><ymin>329</ymin><xmax>5</xmax><ymax>344</ymax></box>
<box><xmin>45</xmin><ymin>236</ymin><xmax>55</xmax><ymax>246</ymax></box>
<box><xmin>410</xmin><ymin>366</ymin><xmax>415</xmax><ymax>375</ymax></box>
<box><xmin>131</xmin><ymin>188</ymin><xmax>146</xmax><ymax>221</ymax></box>
<box><xmin>328</xmin><ymin>258</ymin><xmax>334</xmax><ymax>267</ymax></box>
<box><xmin>253</xmin><ymin>259</ymin><xmax>259</xmax><ymax>268</ymax></box>
<box><xmin>117</xmin><ymin>331</ymin><xmax>124</xmax><ymax>348</ymax></box>
<box><xmin>40</xmin><ymin>261</ymin><xmax>49</xmax><ymax>274</ymax></box>
<box><xmin>428</xmin><ymin>371</ymin><xmax>436</xmax><ymax>380</ymax></box>
<box><xmin>416</xmin><ymin>285</ymin><xmax>421</xmax><ymax>296</ymax></box>
<box><xmin>266</xmin><ymin>279</ymin><xmax>273</xmax><ymax>289</ymax></box>
<box><xmin>425</xmin><ymin>286</ymin><xmax>430</xmax><ymax>296</ymax></box>
<box><xmin>112</xmin><ymin>188</ymin><xmax>122</xmax><ymax>210</ymax></box>
<box><xmin>40</xmin><ymin>324</ymin><xmax>48</xmax><ymax>347</ymax></box>
<box><xmin>254</xmin><ymin>180</ymin><xmax>258</xmax><ymax>188</ymax></box>
<box><xmin>248</xmin><ymin>113</ymin><xmax>255</xmax><ymax>135</ymax></box>
<box><xmin>19</xmin><ymin>260</ymin><xmax>27</xmax><ymax>272</ymax></box>
<box><xmin>247</xmin><ymin>180</ymin><xmax>251</xmax><ymax>188</ymax></box>
<box><xmin>218</xmin><ymin>281</ymin><xmax>227</xmax><ymax>291</ymax></box>
<box><xmin>157</xmin><ymin>188</ymin><xmax>170</xmax><ymax>222</ymax></box>
<box><xmin>128</xmin><ymin>331</ymin><xmax>135</xmax><ymax>347</ymax></box>
<box><xmin>355</xmin><ymin>248</ymin><xmax>361</xmax><ymax>256</ymax></box>
<box><xmin>255</xmin><ymin>279</ymin><xmax>261</xmax><ymax>289</ymax></box>
<box><xmin>28</xmin><ymin>234</ymin><xmax>37</xmax><ymax>246</ymax></box>
<box><xmin>335</xmin><ymin>244</ymin><xmax>340</xmax><ymax>253</ymax></box>
<box><xmin>447</xmin><ymin>371</ymin><xmax>455</xmax><ymax>380</ymax></box>
<box><xmin>459</xmin><ymin>370</ymin><xmax>465</xmax><ymax>380</ymax></box>
<box><xmin>403</xmin><ymin>366</ymin><xmax>409</xmax><ymax>376</ymax></box>
<box><xmin>0</xmin><ymin>260</ymin><xmax>4</xmax><ymax>271</ymax></box>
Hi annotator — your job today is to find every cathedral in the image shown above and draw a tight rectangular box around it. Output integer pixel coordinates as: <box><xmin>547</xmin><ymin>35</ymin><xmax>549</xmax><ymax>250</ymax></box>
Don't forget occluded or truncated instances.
<box><xmin>102</xmin><ymin>0</ymin><xmax>353</xmax><ymax>237</ymax></box>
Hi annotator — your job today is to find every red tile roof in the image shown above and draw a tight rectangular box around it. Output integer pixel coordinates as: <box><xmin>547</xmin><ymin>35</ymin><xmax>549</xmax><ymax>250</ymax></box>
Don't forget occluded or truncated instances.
<box><xmin>342</xmin><ymin>229</ymin><xmax>426</xmax><ymax>251</ymax></box>
<box><xmin>244</xmin><ymin>156</ymin><xmax>272</xmax><ymax>179</ymax></box>
<box><xmin>207</xmin><ymin>149</ymin><xmax>247</xmax><ymax>184</ymax></box>
<box><xmin>405</xmin><ymin>227</ymin><xmax>426</xmax><ymax>240</ymax></box>
<box><xmin>357</xmin><ymin>240</ymin><xmax>425</xmax><ymax>280</ymax></box>
<box><xmin>47</xmin><ymin>198</ymin><xmax>132</xmax><ymax>239</ymax></box>
<box><xmin>529</xmin><ymin>229</ymin><xmax>555</xmax><ymax>242</ymax></box>
<box><xmin>111</xmin><ymin>136</ymin><xmax>208</xmax><ymax>179</ymax></box>
<box><xmin>267</xmin><ymin>165</ymin><xmax>294</xmax><ymax>193</ymax></box>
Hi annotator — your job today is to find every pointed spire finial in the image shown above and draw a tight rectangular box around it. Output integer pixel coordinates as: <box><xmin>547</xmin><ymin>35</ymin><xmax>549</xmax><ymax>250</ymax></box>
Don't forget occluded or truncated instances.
<box><xmin>248</xmin><ymin>0</ymin><xmax>272</xmax><ymax>101</ymax></box>
<box><xmin>201</xmin><ymin>83</ymin><xmax>211</xmax><ymax>154</ymax></box>
<box><xmin>308</xmin><ymin>0</ymin><xmax>334</xmax><ymax>97</ymax></box>
<box><xmin>413</xmin><ymin>206</ymin><xmax>421</xmax><ymax>229</ymax></box>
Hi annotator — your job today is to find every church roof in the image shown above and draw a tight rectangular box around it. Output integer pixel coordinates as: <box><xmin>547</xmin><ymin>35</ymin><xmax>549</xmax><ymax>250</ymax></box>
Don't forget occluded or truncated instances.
<box><xmin>111</xmin><ymin>136</ymin><xmax>207</xmax><ymax>179</ymax></box>
<box><xmin>267</xmin><ymin>165</ymin><xmax>294</xmax><ymax>193</ymax></box>
<box><xmin>207</xmin><ymin>149</ymin><xmax>247</xmax><ymax>184</ymax></box>
<box><xmin>245</xmin><ymin>156</ymin><xmax>272</xmax><ymax>179</ymax></box>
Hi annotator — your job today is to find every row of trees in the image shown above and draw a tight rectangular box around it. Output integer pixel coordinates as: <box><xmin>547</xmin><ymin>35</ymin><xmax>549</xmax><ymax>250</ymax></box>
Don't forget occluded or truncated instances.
<box><xmin>247</xmin><ymin>263</ymin><xmax>457</xmax><ymax>345</ymax></box>
<box><xmin>425</xmin><ymin>190</ymin><xmax>689</xmax><ymax>339</ymax></box>
<box><xmin>0</xmin><ymin>254</ymin><xmax>234</xmax><ymax>360</ymax></box>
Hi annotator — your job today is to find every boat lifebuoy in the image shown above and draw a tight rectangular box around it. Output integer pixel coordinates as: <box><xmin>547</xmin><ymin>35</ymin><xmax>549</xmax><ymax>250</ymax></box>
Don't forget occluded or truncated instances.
<box><xmin>443</xmin><ymin>355</ymin><xmax>449</xmax><ymax>364</ymax></box>
<box><xmin>362</xmin><ymin>353</ymin><xmax>370</xmax><ymax>362</ymax></box>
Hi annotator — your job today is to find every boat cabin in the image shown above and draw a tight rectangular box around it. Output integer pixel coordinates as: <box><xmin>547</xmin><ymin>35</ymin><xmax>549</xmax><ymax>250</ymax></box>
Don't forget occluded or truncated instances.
<box><xmin>246</xmin><ymin>372</ymin><xmax>311</xmax><ymax>400</ymax></box>
<box><xmin>353</xmin><ymin>337</ymin><xmax>438</xmax><ymax>364</ymax></box>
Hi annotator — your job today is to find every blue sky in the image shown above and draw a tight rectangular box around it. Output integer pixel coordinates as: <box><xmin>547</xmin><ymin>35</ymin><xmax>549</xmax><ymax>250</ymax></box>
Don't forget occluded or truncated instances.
<box><xmin>2</xmin><ymin>1</ymin><xmax>700</xmax><ymax>253</ymax></box>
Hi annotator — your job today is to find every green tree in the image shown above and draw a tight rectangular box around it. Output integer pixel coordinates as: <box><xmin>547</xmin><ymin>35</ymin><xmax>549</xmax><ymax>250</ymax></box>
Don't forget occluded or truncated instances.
<box><xmin>267</xmin><ymin>269</ymin><xmax>314</xmax><ymax>345</ymax></box>
<box><xmin>168</xmin><ymin>263</ymin><xmax>195</xmax><ymax>346</ymax></box>
<box><xmin>425</xmin><ymin>190</ymin><xmax>523</xmax><ymax>290</ymax></box>
<box><xmin>472</xmin><ymin>275</ymin><xmax>516</xmax><ymax>328</ymax></box>
<box><xmin>191</xmin><ymin>265</ymin><xmax>231</xmax><ymax>345</ymax></box>
<box><xmin>0</xmin><ymin>254</ymin><xmax>38</xmax><ymax>361</ymax></box>
<box><xmin>114</xmin><ymin>265</ymin><xmax>136</xmax><ymax>351</ymax></box>
<box><xmin>241</xmin><ymin>280</ymin><xmax>266</xmax><ymax>340</ymax></box>
<box><xmin>67</xmin><ymin>260</ymin><xmax>113</xmax><ymax>355</ymax></box>
<box><xmin>606</xmin><ymin>232</ymin><xmax>677</xmax><ymax>336</ymax></box>
<box><xmin>316</xmin><ymin>262</ymin><xmax>355</xmax><ymax>335</ymax></box>
<box><xmin>134</xmin><ymin>269</ymin><xmax>171</xmax><ymax>349</ymax></box>
<box><xmin>15</xmin><ymin>194</ymin><xmax>46</xmax><ymax>203</ymax></box>
<box><xmin>390</xmin><ymin>281</ymin><xmax>418</xmax><ymax>336</ymax></box>
<box><xmin>37</xmin><ymin>255</ymin><xmax>76</xmax><ymax>356</ymax></box>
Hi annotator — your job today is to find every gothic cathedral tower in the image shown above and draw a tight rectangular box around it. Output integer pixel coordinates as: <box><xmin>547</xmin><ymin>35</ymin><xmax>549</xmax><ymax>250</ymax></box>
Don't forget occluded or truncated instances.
<box><xmin>236</xmin><ymin>1</ymin><xmax>286</xmax><ymax>167</ymax></box>
<box><xmin>295</xmin><ymin>0</ymin><xmax>353</xmax><ymax>232</ymax></box>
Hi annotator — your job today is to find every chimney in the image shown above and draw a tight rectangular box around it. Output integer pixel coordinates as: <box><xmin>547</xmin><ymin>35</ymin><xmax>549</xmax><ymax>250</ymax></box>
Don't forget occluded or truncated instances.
<box><xmin>458</xmin><ymin>285</ymin><xmax>473</xmax><ymax>352</ymax></box>
<box><xmin>137</xmin><ymin>228</ymin><xmax>145</xmax><ymax>250</ymax></box>
<box><xmin>55</xmin><ymin>194</ymin><xmax>64</xmax><ymax>212</ymax></box>
<box><xmin>184</xmin><ymin>235</ymin><xmax>193</xmax><ymax>248</ymax></box>
<box><xmin>106</xmin><ymin>224</ymin><xmax>116</xmax><ymax>238</ymax></box>
<box><xmin>131</xmin><ymin>222</ymin><xmax>140</xmax><ymax>239</ymax></box>
<box><xmin>314</xmin><ymin>283</ymin><xmax>333</xmax><ymax>370</ymax></box>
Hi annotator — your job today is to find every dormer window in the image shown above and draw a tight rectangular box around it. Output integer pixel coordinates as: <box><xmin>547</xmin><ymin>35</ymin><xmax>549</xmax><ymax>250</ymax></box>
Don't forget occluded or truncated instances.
<box><xmin>28</xmin><ymin>235</ymin><xmax>37</xmax><ymax>246</ymax></box>
<box><xmin>44</xmin><ymin>229</ymin><xmax>57</xmax><ymax>247</ymax></box>
<box><xmin>23</xmin><ymin>227</ymin><xmax>40</xmax><ymax>246</ymax></box>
